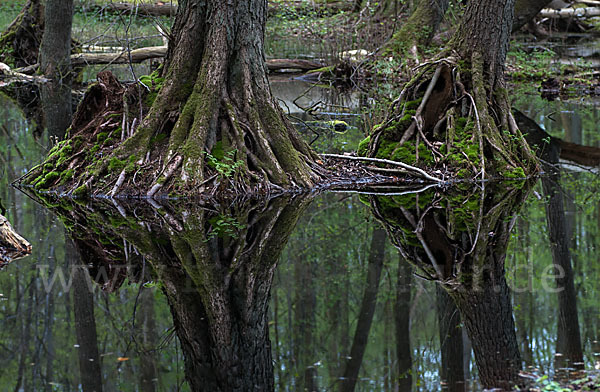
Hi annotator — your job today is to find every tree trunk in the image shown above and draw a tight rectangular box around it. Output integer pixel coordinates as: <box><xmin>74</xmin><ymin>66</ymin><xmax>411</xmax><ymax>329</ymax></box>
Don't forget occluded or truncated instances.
<box><xmin>23</xmin><ymin>0</ymin><xmax>321</xmax><ymax>197</ymax></box>
<box><xmin>369</xmin><ymin>182</ymin><xmax>532</xmax><ymax>389</ymax></box>
<box><xmin>385</xmin><ymin>0</ymin><xmax>450</xmax><ymax>57</ymax></box>
<box><xmin>340</xmin><ymin>228</ymin><xmax>387</xmax><ymax>392</ymax></box>
<box><xmin>395</xmin><ymin>256</ymin><xmax>413</xmax><ymax>391</ymax></box>
<box><xmin>39</xmin><ymin>0</ymin><xmax>73</xmax><ymax>79</ymax></box>
<box><xmin>68</xmin><ymin>238</ymin><xmax>103</xmax><ymax>392</ymax></box>
<box><xmin>437</xmin><ymin>287</ymin><xmax>466</xmax><ymax>392</ymax></box>
<box><xmin>365</xmin><ymin>0</ymin><xmax>539</xmax><ymax>179</ymax></box>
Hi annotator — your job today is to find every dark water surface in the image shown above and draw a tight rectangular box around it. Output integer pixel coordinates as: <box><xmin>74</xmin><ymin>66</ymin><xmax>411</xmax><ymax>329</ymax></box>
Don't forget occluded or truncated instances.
<box><xmin>0</xmin><ymin>79</ymin><xmax>599</xmax><ymax>392</ymax></box>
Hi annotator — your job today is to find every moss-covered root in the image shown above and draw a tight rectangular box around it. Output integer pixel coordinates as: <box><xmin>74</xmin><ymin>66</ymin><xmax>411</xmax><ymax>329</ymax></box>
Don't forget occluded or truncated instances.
<box><xmin>358</xmin><ymin>58</ymin><xmax>539</xmax><ymax>180</ymax></box>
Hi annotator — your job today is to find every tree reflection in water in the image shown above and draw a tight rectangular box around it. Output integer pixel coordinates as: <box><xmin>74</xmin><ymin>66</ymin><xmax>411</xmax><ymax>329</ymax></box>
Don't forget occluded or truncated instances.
<box><xmin>367</xmin><ymin>181</ymin><xmax>534</xmax><ymax>390</ymax></box>
<box><xmin>31</xmin><ymin>193</ymin><xmax>311</xmax><ymax>391</ymax></box>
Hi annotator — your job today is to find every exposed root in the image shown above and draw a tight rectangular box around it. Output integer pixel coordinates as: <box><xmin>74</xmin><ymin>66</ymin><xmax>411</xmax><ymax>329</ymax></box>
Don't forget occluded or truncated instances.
<box><xmin>363</xmin><ymin>56</ymin><xmax>539</xmax><ymax>180</ymax></box>
<box><xmin>147</xmin><ymin>155</ymin><xmax>183</xmax><ymax>198</ymax></box>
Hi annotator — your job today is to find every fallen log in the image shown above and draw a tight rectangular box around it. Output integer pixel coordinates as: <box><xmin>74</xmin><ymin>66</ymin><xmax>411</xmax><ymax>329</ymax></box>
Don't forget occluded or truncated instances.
<box><xmin>16</xmin><ymin>46</ymin><xmax>325</xmax><ymax>74</ymax></box>
<box><xmin>103</xmin><ymin>2</ymin><xmax>177</xmax><ymax>16</ymax></box>
<box><xmin>539</xmin><ymin>6</ymin><xmax>600</xmax><ymax>17</ymax></box>
<box><xmin>0</xmin><ymin>214</ymin><xmax>32</xmax><ymax>264</ymax></box>
<box><xmin>92</xmin><ymin>1</ymin><xmax>352</xmax><ymax>17</ymax></box>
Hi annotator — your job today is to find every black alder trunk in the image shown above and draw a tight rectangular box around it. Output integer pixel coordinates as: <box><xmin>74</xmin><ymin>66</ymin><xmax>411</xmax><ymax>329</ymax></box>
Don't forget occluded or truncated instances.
<box><xmin>39</xmin><ymin>0</ymin><xmax>72</xmax><ymax>79</ymax></box>
<box><xmin>22</xmin><ymin>0</ymin><xmax>321</xmax><ymax>197</ymax></box>
<box><xmin>67</xmin><ymin>239</ymin><xmax>103</xmax><ymax>392</ymax></box>
<box><xmin>369</xmin><ymin>182</ymin><xmax>533</xmax><ymax>389</ymax></box>
<box><xmin>395</xmin><ymin>257</ymin><xmax>413</xmax><ymax>391</ymax></box>
<box><xmin>437</xmin><ymin>287</ymin><xmax>466</xmax><ymax>392</ymax></box>
<box><xmin>340</xmin><ymin>228</ymin><xmax>387</xmax><ymax>392</ymax></box>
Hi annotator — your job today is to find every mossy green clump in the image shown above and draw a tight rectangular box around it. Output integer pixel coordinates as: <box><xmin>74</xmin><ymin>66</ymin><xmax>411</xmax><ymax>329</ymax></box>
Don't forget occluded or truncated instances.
<box><xmin>35</xmin><ymin>171</ymin><xmax>60</xmax><ymax>190</ymax></box>
<box><xmin>96</xmin><ymin>132</ymin><xmax>109</xmax><ymax>143</ymax></box>
<box><xmin>503</xmin><ymin>167</ymin><xmax>525</xmax><ymax>179</ymax></box>
<box><xmin>357</xmin><ymin>135</ymin><xmax>370</xmax><ymax>156</ymax></box>
<box><xmin>375</xmin><ymin>140</ymin><xmax>434</xmax><ymax>166</ymax></box>
<box><xmin>73</xmin><ymin>184</ymin><xmax>88</xmax><ymax>198</ymax></box>
<box><xmin>139</xmin><ymin>70</ymin><xmax>165</xmax><ymax>107</ymax></box>
<box><xmin>59</xmin><ymin>169</ymin><xmax>74</xmax><ymax>185</ymax></box>
<box><xmin>108</xmin><ymin>157</ymin><xmax>126</xmax><ymax>173</ymax></box>
<box><xmin>446</xmin><ymin>117</ymin><xmax>480</xmax><ymax>175</ymax></box>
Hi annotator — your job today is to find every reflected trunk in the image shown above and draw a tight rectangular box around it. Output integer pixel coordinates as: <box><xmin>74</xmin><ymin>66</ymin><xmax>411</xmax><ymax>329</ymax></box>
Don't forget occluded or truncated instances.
<box><xmin>437</xmin><ymin>286</ymin><xmax>466</xmax><ymax>392</ymax></box>
<box><xmin>32</xmin><ymin>194</ymin><xmax>313</xmax><ymax>391</ymax></box>
<box><xmin>368</xmin><ymin>182</ymin><xmax>533</xmax><ymax>389</ymax></box>
<box><xmin>340</xmin><ymin>227</ymin><xmax>387</xmax><ymax>391</ymax></box>
<box><xmin>396</xmin><ymin>256</ymin><xmax>413</xmax><ymax>391</ymax></box>
<box><xmin>67</xmin><ymin>238</ymin><xmax>103</xmax><ymax>392</ymax></box>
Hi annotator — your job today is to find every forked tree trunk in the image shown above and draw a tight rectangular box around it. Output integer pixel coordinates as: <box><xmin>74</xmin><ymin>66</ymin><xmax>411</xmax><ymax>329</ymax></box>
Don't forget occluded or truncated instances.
<box><xmin>23</xmin><ymin>0</ymin><xmax>320</xmax><ymax>197</ymax></box>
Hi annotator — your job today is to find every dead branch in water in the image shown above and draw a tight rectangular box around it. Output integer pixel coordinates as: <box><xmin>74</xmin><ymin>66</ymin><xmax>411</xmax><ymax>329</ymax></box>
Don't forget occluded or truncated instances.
<box><xmin>320</xmin><ymin>153</ymin><xmax>444</xmax><ymax>183</ymax></box>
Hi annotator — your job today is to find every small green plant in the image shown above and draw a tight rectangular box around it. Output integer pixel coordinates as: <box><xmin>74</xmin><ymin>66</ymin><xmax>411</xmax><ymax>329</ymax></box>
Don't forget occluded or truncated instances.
<box><xmin>205</xmin><ymin>215</ymin><xmax>245</xmax><ymax>241</ymax></box>
<box><xmin>204</xmin><ymin>150</ymin><xmax>244</xmax><ymax>179</ymax></box>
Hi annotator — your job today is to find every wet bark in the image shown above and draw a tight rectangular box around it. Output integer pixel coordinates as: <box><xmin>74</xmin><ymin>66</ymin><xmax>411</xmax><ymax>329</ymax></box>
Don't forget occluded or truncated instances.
<box><xmin>437</xmin><ymin>287</ymin><xmax>466</xmax><ymax>392</ymax></box>
<box><xmin>0</xmin><ymin>213</ymin><xmax>31</xmax><ymax>264</ymax></box>
<box><xmin>340</xmin><ymin>228</ymin><xmax>387</xmax><ymax>392</ymax></box>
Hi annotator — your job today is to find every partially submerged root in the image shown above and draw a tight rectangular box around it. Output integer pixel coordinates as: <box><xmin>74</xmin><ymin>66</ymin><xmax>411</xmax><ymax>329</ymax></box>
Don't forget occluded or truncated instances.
<box><xmin>17</xmin><ymin>70</ymin><xmax>322</xmax><ymax>199</ymax></box>
<box><xmin>360</xmin><ymin>56</ymin><xmax>539</xmax><ymax>180</ymax></box>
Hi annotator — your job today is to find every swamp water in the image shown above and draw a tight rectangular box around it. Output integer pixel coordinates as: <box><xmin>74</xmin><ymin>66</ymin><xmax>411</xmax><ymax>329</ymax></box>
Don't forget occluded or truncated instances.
<box><xmin>0</xmin><ymin>79</ymin><xmax>599</xmax><ymax>392</ymax></box>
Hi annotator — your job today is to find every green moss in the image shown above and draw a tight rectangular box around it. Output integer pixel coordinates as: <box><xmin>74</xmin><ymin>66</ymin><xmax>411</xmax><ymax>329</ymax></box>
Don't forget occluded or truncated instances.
<box><xmin>59</xmin><ymin>169</ymin><xmax>74</xmax><ymax>185</ymax></box>
<box><xmin>73</xmin><ymin>184</ymin><xmax>88</xmax><ymax>198</ymax></box>
<box><xmin>108</xmin><ymin>157</ymin><xmax>126</xmax><ymax>173</ymax></box>
<box><xmin>35</xmin><ymin>171</ymin><xmax>60</xmax><ymax>189</ymax></box>
<box><xmin>96</xmin><ymin>132</ymin><xmax>108</xmax><ymax>143</ymax></box>
<box><xmin>357</xmin><ymin>135</ymin><xmax>370</xmax><ymax>156</ymax></box>
<box><xmin>375</xmin><ymin>140</ymin><xmax>434</xmax><ymax>166</ymax></box>
<box><xmin>503</xmin><ymin>167</ymin><xmax>525</xmax><ymax>179</ymax></box>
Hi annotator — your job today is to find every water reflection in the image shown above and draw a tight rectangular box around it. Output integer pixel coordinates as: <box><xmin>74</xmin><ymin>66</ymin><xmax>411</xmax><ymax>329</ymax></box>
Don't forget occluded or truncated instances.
<box><xmin>29</xmin><ymin>193</ymin><xmax>312</xmax><ymax>391</ymax></box>
<box><xmin>368</xmin><ymin>182</ymin><xmax>533</xmax><ymax>390</ymax></box>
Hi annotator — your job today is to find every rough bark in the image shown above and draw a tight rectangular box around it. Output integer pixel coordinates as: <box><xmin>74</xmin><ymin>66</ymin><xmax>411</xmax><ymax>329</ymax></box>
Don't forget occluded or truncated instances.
<box><xmin>39</xmin><ymin>0</ymin><xmax>73</xmax><ymax>79</ymax></box>
<box><xmin>385</xmin><ymin>0</ymin><xmax>450</xmax><ymax>57</ymax></box>
<box><xmin>365</xmin><ymin>0</ymin><xmax>539</xmax><ymax>180</ymax></box>
<box><xmin>369</xmin><ymin>181</ymin><xmax>533</xmax><ymax>389</ymax></box>
<box><xmin>22</xmin><ymin>0</ymin><xmax>321</xmax><ymax>198</ymax></box>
